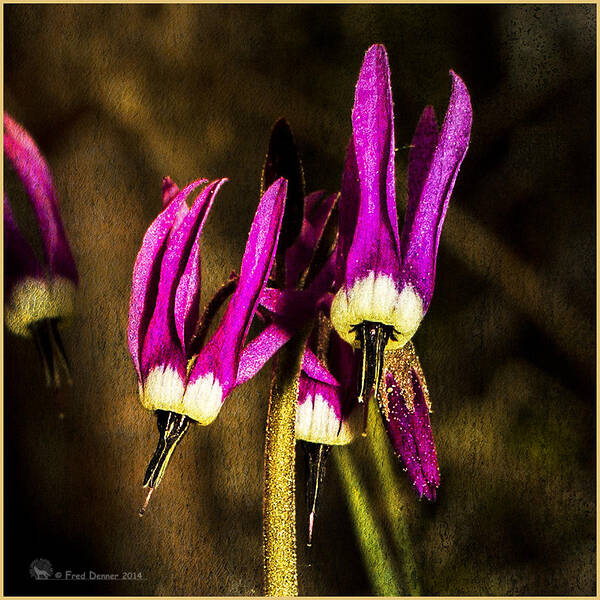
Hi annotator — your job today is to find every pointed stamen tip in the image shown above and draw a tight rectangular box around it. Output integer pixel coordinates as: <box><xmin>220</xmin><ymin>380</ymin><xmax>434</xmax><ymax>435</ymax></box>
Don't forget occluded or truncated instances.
<box><xmin>139</xmin><ymin>486</ymin><xmax>154</xmax><ymax>517</ymax></box>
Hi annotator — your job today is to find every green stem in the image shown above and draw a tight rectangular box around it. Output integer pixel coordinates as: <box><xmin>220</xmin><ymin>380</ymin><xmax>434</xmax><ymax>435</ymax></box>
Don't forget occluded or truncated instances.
<box><xmin>262</xmin><ymin>324</ymin><xmax>311</xmax><ymax>596</ymax></box>
<box><xmin>367</xmin><ymin>399</ymin><xmax>422</xmax><ymax>596</ymax></box>
<box><xmin>333</xmin><ymin>447</ymin><xmax>404</xmax><ymax>596</ymax></box>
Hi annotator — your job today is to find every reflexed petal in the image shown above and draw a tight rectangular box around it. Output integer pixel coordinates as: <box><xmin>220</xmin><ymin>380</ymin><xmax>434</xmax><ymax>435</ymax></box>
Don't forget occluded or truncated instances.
<box><xmin>236</xmin><ymin>321</ymin><xmax>339</xmax><ymax>388</ymax></box>
<box><xmin>296</xmin><ymin>323</ymin><xmax>359</xmax><ymax>444</ymax></box>
<box><xmin>127</xmin><ymin>185</ymin><xmax>189</xmax><ymax>381</ymax></box>
<box><xmin>183</xmin><ymin>178</ymin><xmax>287</xmax><ymax>422</ymax></box>
<box><xmin>378</xmin><ymin>343</ymin><xmax>439</xmax><ymax>500</ymax></box>
<box><xmin>3</xmin><ymin>194</ymin><xmax>73</xmax><ymax>339</ymax></box>
<box><xmin>140</xmin><ymin>179</ymin><xmax>224</xmax><ymax>380</ymax></box>
<box><xmin>236</xmin><ymin>322</ymin><xmax>290</xmax><ymax>386</ymax></box>
<box><xmin>336</xmin><ymin>137</ymin><xmax>360</xmax><ymax>286</ymax></box>
<box><xmin>332</xmin><ymin>46</ymin><xmax>412</xmax><ymax>345</ymax></box>
<box><xmin>402</xmin><ymin>106</ymin><xmax>438</xmax><ymax>256</ymax></box>
<box><xmin>344</xmin><ymin>44</ymin><xmax>400</xmax><ymax>287</ymax></box>
<box><xmin>173</xmin><ymin>179</ymin><xmax>227</xmax><ymax>355</ymax></box>
<box><xmin>3</xmin><ymin>112</ymin><xmax>78</xmax><ymax>284</ymax></box>
<box><xmin>400</xmin><ymin>71</ymin><xmax>472</xmax><ymax>309</ymax></box>
<box><xmin>4</xmin><ymin>194</ymin><xmax>43</xmax><ymax>297</ymax></box>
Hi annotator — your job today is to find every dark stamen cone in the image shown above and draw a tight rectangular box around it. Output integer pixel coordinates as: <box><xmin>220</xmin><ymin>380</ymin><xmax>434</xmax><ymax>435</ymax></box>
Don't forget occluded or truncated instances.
<box><xmin>49</xmin><ymin>319</ymin><xmax>73</xmax><ymax>386</ymax></box>
<box><xmin>30</xmin><ymin>319</ymin><xmax>73</xmax><ymax>388</ymax></box>
<box><xmin>302</xmin><ymin>442</ymin><xmax>330</xmax><ymax>547</ymax></box>
<box><xmin>31</xmin><ymin>321</ymin><xmax>53</xmax><ymax>387</ymax></box>
<box><xmin>141</xmin><ymin>410</ymin><xmax>192</xmax><ymax>513</ymax></box>
<box><xmin>353</xmin><ymin>321</ymin><xmax>395</xmax><ymax>433</ymax></box>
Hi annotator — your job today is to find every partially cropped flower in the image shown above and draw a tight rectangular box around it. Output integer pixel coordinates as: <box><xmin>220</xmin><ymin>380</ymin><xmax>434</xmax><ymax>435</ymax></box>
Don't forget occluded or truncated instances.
<box><xmin>3</xmin><ymin>112</ymin><xmax>78</xmax><ymax>387</ymax></box>
<box><xmin>330</xmin><ymin>44</ymin><xmax>472</xmax><ymax>403</ymax></box>
<box><xmin>128</xmin><ymin>175</ymin><xmax>287</xmax><ymax>504</ymax></box>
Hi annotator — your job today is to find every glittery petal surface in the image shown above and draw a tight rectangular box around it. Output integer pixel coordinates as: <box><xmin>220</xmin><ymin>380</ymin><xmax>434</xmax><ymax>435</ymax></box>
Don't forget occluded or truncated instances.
<box><xmin>410</xmin><ymin>369</ymin><xmax>440</xmax><ymax>488</ymax></box>
<box><xmin>343</xmin><ymin>44</ymin><xmax>401</xmax><ymax>287</ymax></box>
<box><xmin>188</xmin><ymin>178</ymin><xmax>287</xmax><ymax>396</ymax></box>
<box><xmin>236</xmin><ymin>322</ymin><xmax>290</xmax><ymax>386</ymax></box>
<box><xmin>380</xmin><ymin>369</ymin><xmax>439</xmax><ymax>501</ymax></box>
<box><xmin>336</xmin><ymin>137</ymin><xmax>360</xmax><ymax>286</ymax></box>
<box><xmin>297</xmin><ymin>320</ymin><xmax>358</xmax><ymax>443</ymax></box>
<box><xmin>127</xmin><ymin>186</ymin><xmax>188</xmax><ymax>381</ymax></box>
<box><xmin>140</xmin><ymin>179</ymin><xmax>224</xmax><ymax>378</ymax></box>
<box><xmin>400</xmin><ymin>71</ymin><xmax>472</xmax><ymax>309</ymax></box>
<box><xmin>3</xmin><ymin>193</ymin><xmax>44</xmax><ymax>297</ymax></box>
<box><xmin>401</xmin><ymin>105</ymin><xmax>439</xmax><ymax>259</ymax></box>
<box><xmin>3</xmin><ymin>112</ymin><xmax>78</xmax><ymax>285</ymax></box>
<box><xmin>174</xmin><ymin>179</ymin><xmax>226</xmax><ymax>355</ymax></box>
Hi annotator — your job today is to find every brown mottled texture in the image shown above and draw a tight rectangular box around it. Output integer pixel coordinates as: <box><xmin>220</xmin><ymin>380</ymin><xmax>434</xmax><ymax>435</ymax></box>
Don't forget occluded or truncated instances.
<box><xmin>3</xmin><ymin>4</ymin><xmax>595</xmax><ymax>596</ymax></box>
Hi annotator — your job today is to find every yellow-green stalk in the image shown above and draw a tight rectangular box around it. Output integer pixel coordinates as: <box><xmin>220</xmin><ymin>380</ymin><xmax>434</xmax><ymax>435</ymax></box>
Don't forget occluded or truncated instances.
<box><xmin>367</xmin><ymin>397</ymin><xmax>421</xmax><ymax>596</ymax></box>
<box><xmin>262</xmin><ymin>325</ymin><xmax>311</xmax><ymax>596</ymax></box>
<box><xmin>333</xmin><ymin>446</ymin><xmax>404</xmax><ymax>595</ymax></box>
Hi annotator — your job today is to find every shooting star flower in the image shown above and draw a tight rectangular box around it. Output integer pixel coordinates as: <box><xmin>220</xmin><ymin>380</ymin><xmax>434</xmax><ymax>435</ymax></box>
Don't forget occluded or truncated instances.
<box><xmin>128</xmin><ymin>175</ymin><xmax>287</xmax><ymax>511</ymax></box>
<box><xmin>3</xmin><ymin>112</ymin><xmax>78</xmax><ymax>387</ymax></box>
<box><xmin>330</xmin><ymin>44</ymin><xmax>472</xmax><ymax>408</ymax></box>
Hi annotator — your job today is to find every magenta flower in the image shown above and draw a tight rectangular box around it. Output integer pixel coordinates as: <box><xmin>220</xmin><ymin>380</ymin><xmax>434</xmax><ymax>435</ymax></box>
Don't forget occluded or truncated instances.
<box><xmin>4</xmin><ymin>112</ymin><xmax>78</xmax><ymax>386</ymax></box>
<box><xmin>330</xmin><ymin>44</ymin><xmax>472</xmax><ymax>402</ymax></box>
<box><xmin>127</xmin><ymin>175</ymin><xmax>287</xmax><ymax>500</ymax></box>
<box><xmin>253</xmin><ymin>46</ymin><xmax>471</xmax><ymax>511</ymax></box>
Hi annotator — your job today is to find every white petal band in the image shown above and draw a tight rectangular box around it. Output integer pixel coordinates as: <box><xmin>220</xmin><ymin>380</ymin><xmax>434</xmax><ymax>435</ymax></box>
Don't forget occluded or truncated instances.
<box><xmin>141</xmin><ymin>367</ymin><xmax>224</xmax><ymax>425</ymax></box>
<box><xmin>330</xmin><ymin>273</ymin><xmax>423</xmax><ymax>349</ymax></box>
<box><xmin>5</xmin><ymin>276</ymin><xmax>76</xmax><ymax>337</ymax></box>
<box><xmin>296</xmin><ymin>393</ymin><xmax>361</xmax><ymax>445</ymax></box>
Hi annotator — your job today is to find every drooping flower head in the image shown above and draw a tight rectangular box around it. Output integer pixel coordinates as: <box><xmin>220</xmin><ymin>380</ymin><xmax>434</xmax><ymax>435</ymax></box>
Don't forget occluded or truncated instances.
<box><xmin>127</xmin><ymin>175</ymin><xmax>287</xmax><ymax>506</ymax></box>
<box><xmin>3</xmin><ymin>112</ymin><xmax>78</xmax><ymax>387</ymax></box>
<box><xmin>251</xmin><ymin>47</ymin><xmax>471</xmax><ymax>529</ymax></box>
<box><xmin>331</xmin><ymin>44</ymin><xmax>472</xmax><ymax>404</ymax></box>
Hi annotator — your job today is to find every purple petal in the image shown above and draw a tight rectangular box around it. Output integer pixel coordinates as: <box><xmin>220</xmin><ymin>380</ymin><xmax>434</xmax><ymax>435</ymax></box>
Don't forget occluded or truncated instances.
<box><xmin>127</xmin><ymin>181</ymin><xmax>199</xmax><ymax>381</ymax></box>
<box><xmin>343</xmin><ymin>44</ymin><xmax>401</xmax><ymax>287</ymax></box>
<box><xmin>258</xmin><ymin>288</ymin><xmax>314</xmax><ymax>323</ymax></box>
<box><xmin>336</xmin><ymin>137</ymin><xmax>360</xmax><ymax>287</ymax></box>
<box><xmin>285</xmin><ymin>191</ymin><xmax>337</xmax><ymax>288</ymax></box>
<box><xmin>296</xmin><ymin>374</ymin><xmax>358</xmax><ymax>445</ymax></box>
<box><xmin>297</xmin><ymin>328</ymin><xmax>358</xmax><ymax>444</ymax></box>
<box><xmin>140</xmin><ymin>179</ymin><xmax>224</xmax><ymax>379</ymax></box>
<box><xmin>3</xmin><ymin>112</ymin><xmax>78</xmax><ymax>285</ymax></box>
<box><xmin>174</xmin><ymin>179</ymin><xmax>226</xmax><ymax>355</ymax></box>
<box><xmin>410</xmin><ymin>369</ymin><xmax>440</xmax><ymax>488</ymax></box>
<box><xmin>403</xmin><ymin>106</ymin><xmax>438</xmax><ymax>246</ymax></box>
<box><xmin>400</xmin><ymin>71</ymin><xmax>472</xmax><ymax>310</ymax></box>
<box><xmin>184</xmin><ymin>178</ymin><xmax>287</xmax><ymax>419</ymax></box>
<box><xmin>4</xmin><ymin>194</ymin><xmax>43</xmax><ymax>298</ymax></box>
<box><xmin>236</xmin><ymin>322</ymin><xmax>289</xmax><ymax>386</ymax></box>
<box><xmin>379</xmin><ymin>369</ymin><xmax>439</xmax><ymax>501</ymax></box>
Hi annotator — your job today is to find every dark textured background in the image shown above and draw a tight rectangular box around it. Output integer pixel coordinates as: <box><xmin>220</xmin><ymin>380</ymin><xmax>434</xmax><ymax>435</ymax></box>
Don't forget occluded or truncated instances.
<box><xmin>3</xmin><ymin>4</ymin><xmax>596</xmax><ymax>596</ymax></box>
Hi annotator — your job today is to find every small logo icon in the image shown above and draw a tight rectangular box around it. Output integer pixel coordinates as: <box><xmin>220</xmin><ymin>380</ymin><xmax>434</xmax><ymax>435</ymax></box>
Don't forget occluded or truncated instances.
<box><xmin>29</xmin><ymin>559</ymin><xmax>53</xmax><ymax>580</ymax></box>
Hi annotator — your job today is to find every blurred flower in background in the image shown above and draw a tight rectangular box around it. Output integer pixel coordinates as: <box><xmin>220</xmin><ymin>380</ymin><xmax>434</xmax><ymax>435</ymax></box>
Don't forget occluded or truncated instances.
<box><xmin>3</xmin><ymin>112</ymin><xmax>78</xmax><ymax>387</ymax></box>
